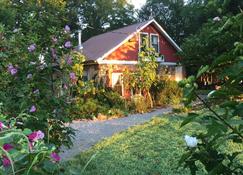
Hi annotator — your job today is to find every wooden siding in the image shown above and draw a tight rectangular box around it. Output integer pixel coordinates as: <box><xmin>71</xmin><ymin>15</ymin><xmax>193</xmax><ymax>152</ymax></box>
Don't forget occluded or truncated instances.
<box><xmin>104</xmin><ymin>23</ymin><xmax>180</xmax><ymax>63</ymax></box>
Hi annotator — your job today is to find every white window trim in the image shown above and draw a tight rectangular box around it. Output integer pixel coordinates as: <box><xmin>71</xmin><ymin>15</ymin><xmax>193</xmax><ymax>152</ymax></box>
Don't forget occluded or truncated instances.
<box><xmin>150</xmin><ymin>33</ymin><xmax>160</xmax><ymax>53</ymax></box>
<box><xmin>139</xmin><ymin>32</ymin><xmax>149</xmax><ymax>53</ymax></box>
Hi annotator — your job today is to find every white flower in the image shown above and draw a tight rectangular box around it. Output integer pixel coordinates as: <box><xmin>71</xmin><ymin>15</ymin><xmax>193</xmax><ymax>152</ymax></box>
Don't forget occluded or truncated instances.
<box><xmin>207</xmin><ymin>90</ymin><xmax>216</xmax><ymax>98</ymax></box>
<box><xmin>184</xmin><ymin>135</ymin><xmax>198</xmax><ymax>148</ymax></box>
<box><xmin>213</xmin><ymin>16</ymin><xmax>221</xmax><ymax>22</ymax></box>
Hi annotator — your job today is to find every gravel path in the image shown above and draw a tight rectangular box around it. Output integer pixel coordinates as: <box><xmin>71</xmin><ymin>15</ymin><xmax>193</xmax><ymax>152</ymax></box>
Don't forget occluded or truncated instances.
<box><xmin>60</xmin><ymin>107</ymin><xmax>172</xmax><ymax>160</ymax></box>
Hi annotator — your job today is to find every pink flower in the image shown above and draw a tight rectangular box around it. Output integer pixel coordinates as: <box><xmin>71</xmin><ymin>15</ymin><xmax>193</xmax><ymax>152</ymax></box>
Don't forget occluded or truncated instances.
<box><xmin>64</xmin><ymin>41</ymin><xmax>72</xmax><ymax>48</ymax></box>
<box><xmin>52</xmin><ymin>37</ymin><xmax>58</xmax><ymax>44</ymax></box>
<box><xmin>50</xmin><ymin>152</ymin><xmax>61</xmax><ymax>162</ymax></box>
<box><xmin>28</xmin><ymin>44</ymin><xmax>36</xmax><ymax>52</ymax></box>
<box><xmin>66</xmin><ymin>56</ymin><xmax>72</xmax><ymax>65</ymax></box>
<box><xmin>29</xmin><ymin>105</ymin><xmax>36</xmax><ymax>113</ymax></box>
<box><xmin>28</xmin><ymin>130</ymin><xmax>44</xmax><ymax>142</ymax></box>
<box><xmin>64</xmin><ymin>25</ymin><xmax>70</xmax><ymax>32</ymax></box>
<box><xmin>63</xmin><ymin>84</ymin><xmax>68</xmax><ymax>90</ymax></box>
<box><xmin>2</xmin><ymin>156</ymin><xmax>11</xmax><ymax>167</ymax></box>
<box><xmin>0</xmin><ymin>122</ymin><xmax>6</xmax><ymax>130</ymax></box>
<box><xmin>3</xmin><ymin>144</ymin><xmax>13</xmax><ymax>152</ymax></box>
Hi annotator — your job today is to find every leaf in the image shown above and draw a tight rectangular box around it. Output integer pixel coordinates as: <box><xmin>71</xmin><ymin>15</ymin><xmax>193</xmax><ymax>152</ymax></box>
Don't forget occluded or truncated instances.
<box><xmin>196</xmin><ymin>65</ymin><xmax>209</xmax><ymax>78</ymax></box>
<box><xmin>181</xmin><ymin>113</ymin><xmax>198</xmax><ymax>127</ymax></box>
<box><xmin>178</xmin><ymin>151</ymin><xmax>191</xmax><ymax>166</ymax></box>
<box><xmin>23</xmin><ymin>129</ymin><xmax>32</xmax><ymax>135</ymax></box>
<box><xmin>228</xmin><ymin>119</ymin><xmax>243</xmax><ymax>126</ymax></box>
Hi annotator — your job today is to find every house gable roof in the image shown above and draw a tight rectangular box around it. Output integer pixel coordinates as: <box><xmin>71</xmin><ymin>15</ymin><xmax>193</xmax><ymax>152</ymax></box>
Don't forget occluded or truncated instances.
<box><xmin>83</xmin><ymin>19</ymin><xmax>181</xmax><ymax>61</ymax></box>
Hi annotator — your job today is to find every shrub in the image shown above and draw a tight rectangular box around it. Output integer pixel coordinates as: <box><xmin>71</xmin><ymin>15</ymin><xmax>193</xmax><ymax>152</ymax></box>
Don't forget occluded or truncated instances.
<box><xmin>151</xmin><ymin>79</ymin><xmax>182</xmax><ymax>106</ymax></box>
<box><xmin>131</xmin><ymin>94</ymin><xmax>149</xmax><ymax>113</ymax></box>
<box><xmin>0</xmin><ymin>24</ymin><xmax>81</xmax><ymax>148</ymax></box>
<box><xmin>96</xmin><ymin>89</ymin><xmax>126</xmax><ymax>110</ymax></box>
<box><xmin>0</xmin><ymin>112</ymin><xmax>61</xmax><ymax>174</ymax></box>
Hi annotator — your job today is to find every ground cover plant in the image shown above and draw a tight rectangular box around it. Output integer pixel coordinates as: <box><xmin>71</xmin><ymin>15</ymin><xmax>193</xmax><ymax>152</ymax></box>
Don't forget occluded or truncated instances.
<box><xmin>62</xmin><ymin>113</ymin><xmax>243</xmax><ymax>175</ymax></box>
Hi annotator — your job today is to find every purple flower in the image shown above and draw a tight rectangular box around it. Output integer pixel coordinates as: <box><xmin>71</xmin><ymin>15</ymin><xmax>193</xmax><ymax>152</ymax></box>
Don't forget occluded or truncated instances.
<box><xmin>51</xmin><ymin>48</ymin><xmax>57</xmax><ymax>58</ymax></box>
<box><xmin>10</xmin><ymin>68</ymin><xmax>18</xmax><ymax>75</ymax></box>
<box><xmin>64</xmin><ymin>25</ymin><xmax>70</xmax><ymax>32</ymax></box>
<box><xmin>63</xmin><ymin>84</ymin><xmax>68</xmax><ymax>90</ymax></box>
<box><xmin>7</xmin><ymin>64</ymin><xmax>14</xmax><ymax>72</ymax></box>
<box><xmin>27</xmin><ymin>73</ymin><xmax>33</xmax><ymax>79</ymax></box>
<box><xmin>28</xmin><ymin>44</ymin><xmax>36</xmax><ymax>52</ymax></box>
<box><xmin>29</xmin><ymin>105</ymin><xmax>36</xmax><ymax>113</ymax></box>
<box><xmin>69</xmin><ymin>72</ymin><xmax>76</xmax><ymax>81</ymax></box>
<box><xmin>7</xmin><ymin>64</ymin><xmax>18</xmax><ymax>75</ymax></box>
<box><xmin>3</xmin><ymin>144</ymin><xmax>13</xmax><ymax>152</ymax></box>
<box><xmin>66</xmin><ymin>56</ymin><xmax>73</xmax><ymax>65</ymax></box>
<box><xmin>2</xmin><ymin>156</ymin><xmax>11</xmax><ymax>167</ymax></box>
<box><xmin>33</xmin><ymin>89</ymin><xmax>40</xmax><ymax>94</ymax></box>
<box><xmin>50</xmin><ymin>152</ymin><xmax>61</xmax><ymax>162</ymax></box>
<box><xmin>28</xmin><ymin>130</ymin><xmax>44</xmax><ymax>142</ymax></box>
<box><xmin>64</xmin><ymin>41</ymin><xmax>72</xmax><ymax>48</ymax></box>
<box><xmin>36</xmin><ymin>130</ymin><xmax>45</xmax><ymax>139</ymax></box>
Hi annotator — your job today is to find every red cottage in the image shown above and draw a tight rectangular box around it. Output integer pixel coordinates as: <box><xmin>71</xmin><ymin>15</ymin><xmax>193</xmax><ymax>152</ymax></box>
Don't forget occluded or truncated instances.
<box><xmin>82</xmin><ymin>19</ymin><xmax>184</xmax><ymax>97</ymax></box>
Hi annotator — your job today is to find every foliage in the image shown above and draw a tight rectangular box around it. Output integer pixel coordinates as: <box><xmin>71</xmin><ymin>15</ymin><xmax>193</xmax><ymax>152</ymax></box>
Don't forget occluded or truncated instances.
<box><xmin>139</xmin><ymin>0</ymin><xmax>243</xmax><ymax>45</ymax></box>
<box><xmin>0</xmin><ymin>111</ymin><xmax>62</xmax><ymax>175</ymax></box>
<box><xmin>178</xmin><ymin>13</ymin><xmax>243</xmax><ymax>175</ymax></box>
<box><xmin>0</xmin><ymin>22</ymin><xmax>82</xmax><ymax>148</ymax></box>
<box><xmin>70</xmin><ymin>88</ymin><xmax>126</xmax><ymax>120</ymax></box>
<box><xmin>151</xmin><ymin>78</ymin><xmax>182</xmax><ymax>106</ymax></box>
<box><xmin>131</xmin><ymin>94</ymin><xmax>149</xmax><ymax>113</ymax></box>
<box><xmin>180</xmin><ymin>1</ymin><xmax>243</xmax><ymax>76</ymax></box>
<box><xmin>70</xmin><ymin>0</ymin><xmax>136</xmax><ymax>41</ymax></box>
<box><xmin>62</xmin><ymin>114</ymin><xmax>242</xmax><ymax>175</ymax></box>
<box><xmin>123</xmin><ymin>46</ymin><xmax>158</xmax><ymax>108</ymax></box>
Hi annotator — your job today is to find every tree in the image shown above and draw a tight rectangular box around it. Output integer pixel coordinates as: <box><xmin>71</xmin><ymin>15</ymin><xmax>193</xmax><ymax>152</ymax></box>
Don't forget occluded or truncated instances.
<box><xmin>124</xmin><ymin>44</ymin><xmax>158</xmax><ymax>108</ymax></box>
<box><xmin>138</xmin><ymin>0</ymin><xmax>207</xmax><ymax>44</ymax></box>
<box><xmin>73</xmin><ymin>0</ymin><xmax>136</xmax><ymax>41</ymax></box>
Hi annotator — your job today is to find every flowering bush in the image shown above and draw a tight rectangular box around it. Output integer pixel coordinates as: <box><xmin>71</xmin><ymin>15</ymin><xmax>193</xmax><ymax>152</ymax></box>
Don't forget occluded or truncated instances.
<box><xmin>0</xmin><ymin>112</ymin><xmax>61</xmax><ymax>174</ymax></box>
<box><xmin>0</xmin><ymin>23</ymin><xmax>84</xmax><ymax>148</ymax></box>
<box><xmin>179</xmin><ymin>13</ymin><xmax>243</xmax><ymax>175</ymax></box>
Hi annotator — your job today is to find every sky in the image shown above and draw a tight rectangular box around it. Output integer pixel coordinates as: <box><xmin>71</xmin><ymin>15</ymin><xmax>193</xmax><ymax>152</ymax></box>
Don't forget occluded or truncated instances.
<box><xmin>129</xmin><ymin>0</ymin><xmax>146</xmax><ymax>9</ymax></box>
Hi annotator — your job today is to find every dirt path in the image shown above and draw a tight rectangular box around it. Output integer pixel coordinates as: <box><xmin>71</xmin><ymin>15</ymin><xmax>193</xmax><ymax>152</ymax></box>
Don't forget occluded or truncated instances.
<box><xmin>60</xmin><ymin>107</ymin><xmax>172</xmax><ymax>160</ymax></box>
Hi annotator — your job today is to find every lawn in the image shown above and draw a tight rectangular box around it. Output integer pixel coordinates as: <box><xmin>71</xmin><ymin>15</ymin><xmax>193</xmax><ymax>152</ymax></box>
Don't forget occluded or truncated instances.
<box><xmin>63</xmin><ymin>113</ymin><xmax>243</xmax><ymax>175</ymax></box>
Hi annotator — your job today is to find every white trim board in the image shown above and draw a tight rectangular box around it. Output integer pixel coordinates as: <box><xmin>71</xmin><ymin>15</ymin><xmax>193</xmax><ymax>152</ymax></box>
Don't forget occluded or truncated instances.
<box><xmin>150</xmin><ymin>33</ymin><xmax>160</xmax><ymax>53</ymax></box>
<box><xmin>97</xmin><ymin>60</ymin><xmax>138</xmax><ymax>65</ymax></box>
<box><xmin>97</xmin><ymin>60</ymin><xmax>177</xmax><ymax>65</ymax></box>
<box><xmin>97</xmin><ymin>19</ymin><xmax>182</xmax><ymax>61</ymax></box>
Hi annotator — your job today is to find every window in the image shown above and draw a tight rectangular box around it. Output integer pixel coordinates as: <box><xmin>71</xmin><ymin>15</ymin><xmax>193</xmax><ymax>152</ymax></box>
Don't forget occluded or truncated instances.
<box><xmin>139</xmin><ymin>33</ymin><xmax>149</xmax><ymax>52</ymax></box>
<box><xmin>150</xmin><ymin>34</ymin><xmax>159</xmax><ymax>53</ymax></box>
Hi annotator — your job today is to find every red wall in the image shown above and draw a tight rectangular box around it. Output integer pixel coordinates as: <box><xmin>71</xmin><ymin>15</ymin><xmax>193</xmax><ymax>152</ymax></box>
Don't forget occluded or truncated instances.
<box><xmin>105</xmin><ymin>23</ymin><xmax>179</xmax><ymax>62</ymax></box>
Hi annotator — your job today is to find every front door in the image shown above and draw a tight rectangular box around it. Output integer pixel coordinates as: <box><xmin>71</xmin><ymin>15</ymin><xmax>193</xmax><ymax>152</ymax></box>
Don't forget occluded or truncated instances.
<box><xmin>111</xmin><ymin>73</ymin><xmax>124</xmax><ymax>96</ymax></box>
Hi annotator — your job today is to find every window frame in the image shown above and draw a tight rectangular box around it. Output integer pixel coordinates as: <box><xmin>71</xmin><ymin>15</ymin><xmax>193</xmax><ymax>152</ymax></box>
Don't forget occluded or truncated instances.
<box><xmin>150</xmin><ymin>33</ymin><xmax>160</xmax><ymax>53</ymax></box>
<box><xmin>139</xmin><ymin>32</ymin><xmax>149</xmax><ymax>53</ymax></box>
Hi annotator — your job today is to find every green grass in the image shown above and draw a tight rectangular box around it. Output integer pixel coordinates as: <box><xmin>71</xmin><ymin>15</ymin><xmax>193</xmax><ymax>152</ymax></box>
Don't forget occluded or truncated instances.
<box><xmin>63</xmin><ymin>113</ymin><xmax>242</xmax><ymax>175</ymax></box>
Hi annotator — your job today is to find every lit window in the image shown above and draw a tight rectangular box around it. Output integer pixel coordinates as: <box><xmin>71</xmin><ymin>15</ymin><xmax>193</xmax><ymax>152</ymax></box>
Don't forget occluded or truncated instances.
<box><xmin>151</xmin><ymin>34</ymin><xmax>159</xmax><ymax>53</ymax></box>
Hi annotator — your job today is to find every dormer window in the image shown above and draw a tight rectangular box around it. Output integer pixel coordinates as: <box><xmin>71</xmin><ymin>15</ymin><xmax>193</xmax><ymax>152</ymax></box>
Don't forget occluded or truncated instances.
<box><xmin>150</xmin><ymin>34</ymin><xmax>159</xmax><ymax>53</ymax></box>
<box><xmin>139</xmin><ymin>32</ymin><xmax>149</xmax><ymax>52</ymax></box>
